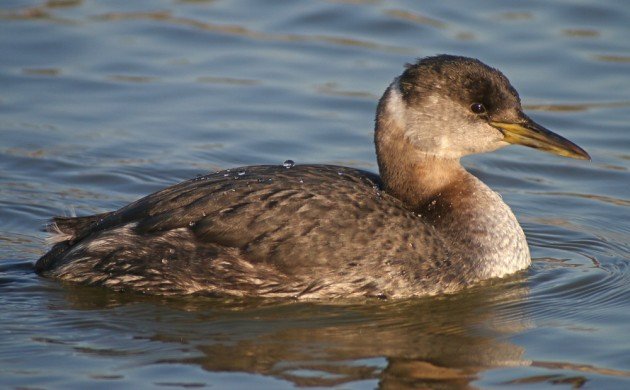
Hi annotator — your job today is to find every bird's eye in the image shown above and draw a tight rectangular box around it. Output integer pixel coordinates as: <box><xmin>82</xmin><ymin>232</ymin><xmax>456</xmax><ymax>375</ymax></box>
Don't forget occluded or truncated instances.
<box><xmin>470</xmin><ymin>103</ymin><xmax>486</xmax><ymax>114</ymax></box>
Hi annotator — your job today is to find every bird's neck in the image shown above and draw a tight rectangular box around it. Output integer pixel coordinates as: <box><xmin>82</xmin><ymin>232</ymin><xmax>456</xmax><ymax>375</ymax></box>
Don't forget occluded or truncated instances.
<box><xmin>375</xmin><ymin>101</ymin><xmax>467</xmax><ymax>209</ymax></box>
<box><xmin>378</xmin><ymin>139</ymin><xmax>530</xmax><ymax>277</ymax></box>
<box><xmin>378</xmin><ymin>152</ymin><xmax>467</xmax><ymax>210</ymax></box>
<box><xmin>374</xmin><ymin>79</ymin><xmax>467</xmax><ymax>208</ymax></box>
<box><xmin>375</xmin><ymin>110</ymin><xmax>530</xmax><ymax>279</ymax></box>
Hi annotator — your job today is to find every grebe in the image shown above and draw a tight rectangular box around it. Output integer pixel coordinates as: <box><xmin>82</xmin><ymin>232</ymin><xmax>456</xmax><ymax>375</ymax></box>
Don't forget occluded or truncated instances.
<box><xmin>36</xmin><ymin>55</ymin><xmax>589</xmax><ymax>298</ymax></box>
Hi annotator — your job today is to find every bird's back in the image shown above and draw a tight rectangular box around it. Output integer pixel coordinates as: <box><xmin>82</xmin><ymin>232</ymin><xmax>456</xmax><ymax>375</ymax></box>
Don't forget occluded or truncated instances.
<box><xmin>36</xmin><ymin>165</ymin><xmax>459</xmax><ymax>298</ymax></box>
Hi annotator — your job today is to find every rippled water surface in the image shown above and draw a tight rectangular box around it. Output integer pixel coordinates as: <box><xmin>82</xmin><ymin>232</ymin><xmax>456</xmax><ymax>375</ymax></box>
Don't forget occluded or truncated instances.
<box><xmin>1</xmin><ymin>0</ymin><xmax>629</xmax><ymax>388</ymax></box>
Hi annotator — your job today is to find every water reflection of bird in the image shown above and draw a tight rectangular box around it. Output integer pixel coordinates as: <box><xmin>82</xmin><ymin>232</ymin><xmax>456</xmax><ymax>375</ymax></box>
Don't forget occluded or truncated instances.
<box><xmin>36</xmin><ymin>55</ymin><xmax>589</xmax><ymax>298</ymax></box>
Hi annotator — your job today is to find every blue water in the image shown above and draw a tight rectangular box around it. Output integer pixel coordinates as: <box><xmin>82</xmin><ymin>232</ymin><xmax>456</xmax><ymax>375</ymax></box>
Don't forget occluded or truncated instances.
<box><xmin>1</xmin><ymin>0</ymin><xmax>629</xmax><ymax>388</ymax></box>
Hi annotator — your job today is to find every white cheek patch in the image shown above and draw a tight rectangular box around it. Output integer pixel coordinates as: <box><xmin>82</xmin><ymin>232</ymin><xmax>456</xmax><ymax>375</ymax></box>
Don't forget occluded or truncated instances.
<box><xmin>383</xmin><ymin>78</ymin><xmax>407</xmax><ymax>126</ymax></box>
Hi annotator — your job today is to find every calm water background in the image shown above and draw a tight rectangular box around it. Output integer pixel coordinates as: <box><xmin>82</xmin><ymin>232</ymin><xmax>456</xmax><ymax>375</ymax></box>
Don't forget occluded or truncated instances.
<box><xmin>1</xmin><ymin>0</ymin><xmax>629</xmax><ymax>388</ymax></box>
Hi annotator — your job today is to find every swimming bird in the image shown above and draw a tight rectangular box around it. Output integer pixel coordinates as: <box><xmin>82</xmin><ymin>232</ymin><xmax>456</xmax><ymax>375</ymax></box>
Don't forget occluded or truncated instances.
<box><xmin>36</xmin><ymin>55</ymin><xmax>589</xmax><ymax>299</ymax></box>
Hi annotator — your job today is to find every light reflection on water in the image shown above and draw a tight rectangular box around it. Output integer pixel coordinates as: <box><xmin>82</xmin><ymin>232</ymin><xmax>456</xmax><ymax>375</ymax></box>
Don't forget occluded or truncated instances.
<box><xmin>5</xmin><ymin>274</ymin><xmax>534</xmax><ymax>388</ymax></box>
<box><xmin>1</xmin><ymin>0</ymin><xmax>629</xmax><ymax>388</ymax></box>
